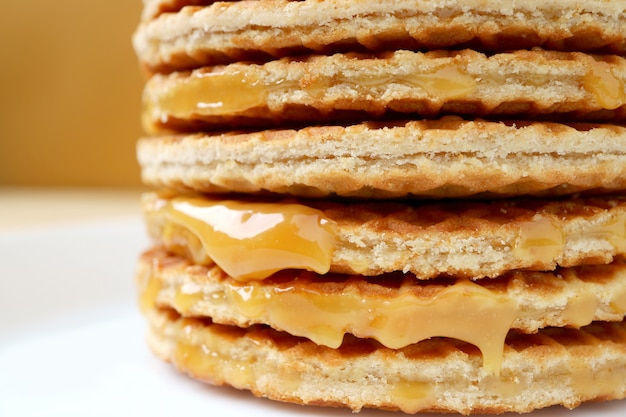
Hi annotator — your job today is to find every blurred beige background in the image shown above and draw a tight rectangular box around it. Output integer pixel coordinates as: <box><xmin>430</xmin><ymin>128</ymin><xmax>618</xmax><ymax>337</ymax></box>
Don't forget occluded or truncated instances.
<box><xmin>1</xmin><ymin>0</ymin><xmax>145</xmax><ymax>187</ymax></box>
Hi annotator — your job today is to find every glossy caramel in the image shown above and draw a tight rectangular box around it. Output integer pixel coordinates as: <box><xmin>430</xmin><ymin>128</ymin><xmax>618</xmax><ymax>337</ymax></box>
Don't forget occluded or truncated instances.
<box><xmin>222</xmin><ymin>279</ymin><xmax>515</xmax><ymax>373</ymax></box>
<box><xmin>143</xmin><ymin>64</ymin><xmax>477</xmax><ymax>122</ymax></box>
<box><xmin>156</xmin><ymin>195</ymin><xmax>337</xmax><ymax>280</ymax></box>
<box><xmin>582</xmin><ymin>59</ymin><xmax>626</xmax><ymax>110</ymax></box>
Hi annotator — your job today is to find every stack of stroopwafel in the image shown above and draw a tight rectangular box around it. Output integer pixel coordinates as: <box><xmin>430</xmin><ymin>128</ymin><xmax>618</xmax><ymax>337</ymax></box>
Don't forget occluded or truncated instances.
<box><xmin>132</xmin><ymin>1</ymin><xmax>626</xmax><ymax>413</ymax></box>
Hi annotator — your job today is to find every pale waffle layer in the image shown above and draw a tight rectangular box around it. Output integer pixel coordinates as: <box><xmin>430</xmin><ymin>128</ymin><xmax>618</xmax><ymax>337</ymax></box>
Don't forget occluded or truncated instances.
<box><xmin>142</xmin><ymin>191</ymin><xmax>626</xmax><ymax>279</ymax></box>
<box><xmin>133</xmin><ymin>0</ymin><xmax>626</xmax><ymax>72</ymax></box>
<box><xmin>137</xmin><ymin>118</ymin><xmax>626</xmax><ymax>199</ymax></box>
<box><xmin>140</xmin><ymin>0</ymin><xmax>215</xmax><ymax>22</ymax></box>
<box><xmin>137</xmin><ymin>248</ymin><xmax>626</xmax><ymax>346</ymax></box>
<box><xmin>142</xmin><ymin>49</ymin><xmax>626</xmax><ymax>132</ymax></box>
<box><xmin>145</xmin><ymin>307</ymin><xmax>626</xmax><ymax>414</ymax></box>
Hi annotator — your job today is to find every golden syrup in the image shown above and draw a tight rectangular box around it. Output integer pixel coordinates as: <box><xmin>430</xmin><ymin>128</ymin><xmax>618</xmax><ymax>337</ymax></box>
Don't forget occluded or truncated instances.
<box><xmin>153</xmin><ymin>195</ymin><xmax>337</xmax><ymax>280</ymax></box>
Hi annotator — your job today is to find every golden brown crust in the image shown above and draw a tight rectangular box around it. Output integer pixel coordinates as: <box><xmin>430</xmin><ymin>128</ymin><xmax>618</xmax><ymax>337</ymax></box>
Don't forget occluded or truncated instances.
<box><xmin>141</xmin><ymin>49</ymin><xmax>626</xmax><ymax>132</ymax></box>
<box><xmin>134</xmin><ymin>0</ymin><xmax>626</xmax><ymax>72</ymax></box>
<box><xmin>137</xmin><ymin>248</ymin><xmax>626</xmax><ymax>339</ymax></box>
<box><xmin>140</xmin><ymin>0</ymin><xmax>216</xmax><ymax>21</ymax></box>
<box><xmin>145</xmin><ymin>307</ymin><xmax>626</xmax><ymax>414</ymax></box>
<box><xmin>137</xmin><ymin>118</ymin><xmax>626</xmax><ymax>198</ymax></box>
<box><xmin>142</xmin><ymin>191</ymin><xmax>626</xmax><ymax>279</ymax></box>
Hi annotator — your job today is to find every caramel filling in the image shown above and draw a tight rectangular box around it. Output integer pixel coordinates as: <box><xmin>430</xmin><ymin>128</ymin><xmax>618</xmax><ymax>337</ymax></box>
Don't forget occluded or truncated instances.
<box><xmin>562</xmin><ymin>292</ymin><xmax>598</xmax><ymax>328</ymax></box>
<box><xmin>514</xmin><ymin>214</ymin><xmax>564</xmax><ymax>264</ymax></box>
<box><xmin>583</xmin><ymin>215</ymin><xmax>626</xmax><ymax>253</ymax></box>
<box><xmin>514</xmin><ymin>212</ymin><xmax>626</xmax><ymax>264</ymax></box>
<box><xmin>174</xmin><ymin>337</ymin><xmax>255</xmax><ymax>390</ymax></box>
<box><xmin>391</xmin><ymin>379</ymin><xmax>433</xmax><ymax>413</ymax></box>
<box><xmin>569</xmin><ymin>335</ymin><xmax>626</xmax><ymax>397</ymax></box>
<box><xmin>402</xmin><ymin>66</ymin><xmax>477</xmax><ymax>97</ymax></box>
<box><xmin>582</xmin><ymin>60</ymin><xmax>626</xmax><ymax>110</ymax></box>
<box><xmin>143</xmin><ymin>65</ymin><xmax>476</xmax><ymax>123</ymax></box>
<box><xmin>149</xmin><ymin>195</ymin><xmax>337</xmax><ymax>280</ymax></box>
<box><xmin>146</xmin><ymin>71</ymin><xmax>267</xmax><ymax>120</ymax></box>
<box><xmin>172</xmin><ymin>325</ymin><xmax>435</xmax><ymax>414</ymax></box>
<box><xmin>171</xmin><ymin>278</ymin><xmax>518</xmax><ymax>374</ymax></box>
<box><xmin>333</xmin><ymin>66</ymin><xmax>477</xmax><ymax>98</ymax></box>
<box><xmin>610</xmin><ymin>283</ymin><xmax>626</xmax><ymax>313</ymax></box>
<box><xmin>142</xmin><ymin>56</ymin><xmax>625</xmax><ymax>129</ymax></box>
<box><xmin>139</xmin><ymin>272</ymin><xmax>163</xmax><ymax>313</ymax></box>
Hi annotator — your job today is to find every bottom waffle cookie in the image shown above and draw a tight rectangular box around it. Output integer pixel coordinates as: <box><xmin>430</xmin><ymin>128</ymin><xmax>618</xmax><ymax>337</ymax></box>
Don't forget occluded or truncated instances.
<box><xmin>145</xmin><ymin>307</ymin><xmax>626</xmax><ymax>414</ymax></box>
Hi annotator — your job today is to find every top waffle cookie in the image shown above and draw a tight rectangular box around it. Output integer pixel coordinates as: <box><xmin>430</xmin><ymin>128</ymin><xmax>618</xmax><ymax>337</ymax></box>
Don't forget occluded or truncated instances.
<box><xmin>134</xmin><ymin>0</ymin><xmax>626</xmax><ymax>73</ymax></box>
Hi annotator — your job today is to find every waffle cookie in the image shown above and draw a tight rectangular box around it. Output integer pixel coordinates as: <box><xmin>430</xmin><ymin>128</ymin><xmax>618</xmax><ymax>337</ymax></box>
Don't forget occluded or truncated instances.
<box><xmin>142</xmin><ymin>191</ymin><xmax>626</xmax><ymax>279</ymax></box>
<box><xmin>133</xmin><ymin>0</ymin><xmax>626</xmax><ymax>72</ymax></box>
<box><xmin>137</xmin><ymin>118</ymin><xmax>626</xmax><ymax>198</ymax></box>
<box><xmin>140</xmin><ymin>0</ymin><xmax>211</xmax><ymax>22</ymax></box>
<box><xmin>145</xmin><ymin>307</ymin><xmax>626</xmax><ymax>414</ymax></box>
<box><xmin>142</xmin><ymin>49</ymin><xmax>626</xmax><ymax>132</ymax></box>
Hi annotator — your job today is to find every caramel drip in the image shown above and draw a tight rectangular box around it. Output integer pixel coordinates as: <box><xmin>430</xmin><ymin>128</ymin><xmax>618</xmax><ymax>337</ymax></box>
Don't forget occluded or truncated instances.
<box><xmin>160</xmin><ymin>277</ymin><xmax>518</xmax><ymax>372</ymax></box>
<box><xmin>154</xmin><ymin>195</ymin><xmax>337</xmax><ymax>280</ymax></box>
<box><xmin>223</xmin><ymin>279</ymin><xmax>517</xmax><ymax>374</ymax></box>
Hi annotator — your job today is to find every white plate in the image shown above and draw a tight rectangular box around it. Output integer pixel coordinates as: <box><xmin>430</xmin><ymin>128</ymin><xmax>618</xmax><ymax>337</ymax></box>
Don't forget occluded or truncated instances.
<box><xmin>1</xmin><ymin>220</ymin><xmax>625</xmax><ymax>417</ymax></box>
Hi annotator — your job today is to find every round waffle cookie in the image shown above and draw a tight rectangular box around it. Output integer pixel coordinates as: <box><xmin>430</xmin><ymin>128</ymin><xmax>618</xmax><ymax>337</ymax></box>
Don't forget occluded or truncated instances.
<box><xmin>145</xmin><ymin>307</ymin><xmax>626</xmax><ymax>414</ymax></box>
<box><xmin>133</xmin><ymin>0</ymin><xmax>626</xmax><ymax>72</ymax></box>
<box><xmin>140</xmin><ymin>0</ymin><xmax>212</xmax><ymax>22</ymax></box>
<box><xmin>137</xmin><ymin>118</ymin><xmax>626</xmax><ymax>198</ymax></box>
<box><xmin>137</xmin><ymin>248</ymin><xmax>626</xmax><ymax>350</ymax></box>
<box><xmin>141</xmin><ymin>49</ymin><xmax>626</xmax><ymax>132</ymax></box>
<box><xmin>142</xmin><ymin>191</ymin><xmax>626</xmax><ymax>279</ymax></box>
